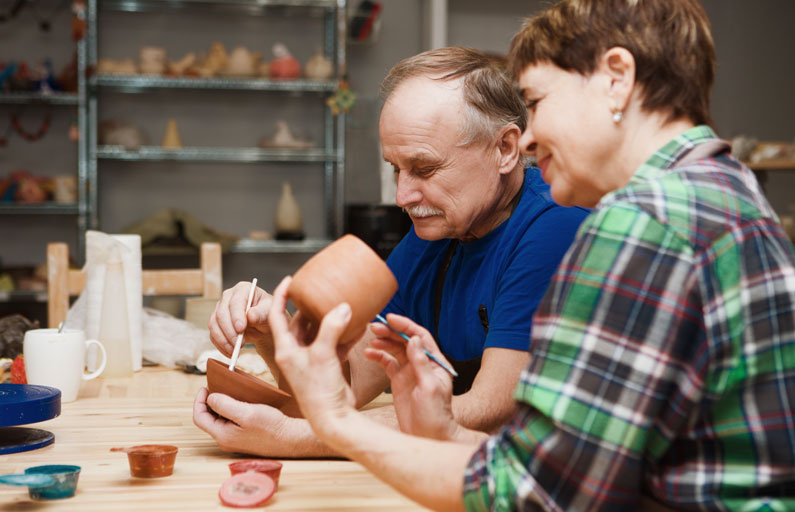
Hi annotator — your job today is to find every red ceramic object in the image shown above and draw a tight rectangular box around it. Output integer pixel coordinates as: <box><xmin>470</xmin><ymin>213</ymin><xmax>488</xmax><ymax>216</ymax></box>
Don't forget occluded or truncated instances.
<box><xmin>219</xmin><ymin>471</ymin><xmax>276</xmax><ymax>508</ymax></box>
<box><xmin>228</xmin><ymin>459</ymin><xmax>283</xmax><ymax>487</ymax></box>
<box><xmin>288</xmin><ymin>234</ymin><xmax>398</xmax><ymax>344</ymax></box>
<box><xmin>206</xmin><ymin>358</ymin><xmax>294</xmax><ymax>409</ymax></box>
<box><xmin>111</xmin><ymin>444</ymin><xmax>178</xmax><ymax>478</ymax></box>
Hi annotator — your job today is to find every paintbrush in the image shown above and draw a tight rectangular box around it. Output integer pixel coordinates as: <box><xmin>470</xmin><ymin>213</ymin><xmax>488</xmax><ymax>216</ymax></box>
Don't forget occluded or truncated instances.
<box><xmin>374</xmin><ymin>313</ymin><xmax>458</xmax><ymax>377</ymax></box>
<box><xmin>228</xmin><ymin>278</ymin><xmax>258</xmax><ymax>371</ymax></box>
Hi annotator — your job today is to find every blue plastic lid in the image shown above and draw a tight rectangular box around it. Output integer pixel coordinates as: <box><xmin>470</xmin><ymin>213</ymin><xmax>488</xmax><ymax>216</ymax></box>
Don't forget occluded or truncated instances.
<box><xmin>0</xmin><ymin>384</ymin><xmax>61</xmax><ymax>427</ymax></box>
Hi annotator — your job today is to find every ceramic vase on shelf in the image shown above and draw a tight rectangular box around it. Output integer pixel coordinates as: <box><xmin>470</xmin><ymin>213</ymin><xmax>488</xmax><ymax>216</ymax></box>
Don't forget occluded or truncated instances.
<box><xmin>99</xmin><ymin>260</ymin><xmax>133</xmax><ymax>378</ymax></box>
<box><xmin>275</xmin><ymin>181</ymin><xmax>304</xmax><ymax>240</ymax></box>
<box><xmin>161</xmin><ymin>119</ymin><xmax>182</xmax><ymax>148</ymax></box>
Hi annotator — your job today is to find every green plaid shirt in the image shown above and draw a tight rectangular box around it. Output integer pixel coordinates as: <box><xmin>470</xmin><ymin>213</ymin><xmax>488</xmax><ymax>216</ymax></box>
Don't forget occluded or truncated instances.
<box><xmin>463</xmin><ymin>126</ymin><xmax>795</xmax><ymax>511</ymax></box>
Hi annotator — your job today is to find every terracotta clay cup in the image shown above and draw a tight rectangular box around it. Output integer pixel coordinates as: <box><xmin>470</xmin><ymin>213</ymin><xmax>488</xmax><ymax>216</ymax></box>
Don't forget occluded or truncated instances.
<box><xmin>288</xmin><ymin>234</ymin><xmax>398</xmax><ymax>344</ymax></box>
<box><xmin>229</xmin><ymin>459</ymin><xmax>283</xmax><ymax>487</ymax></box>
<box><xmin>206</xmin><ymin>357</ymin><xmax>294</xmax><ymax>409</ymax></box>
<box><xmin>111</xmin><ymin>444</ymin><xmax>178</xmax><ymax>478</ymax></box>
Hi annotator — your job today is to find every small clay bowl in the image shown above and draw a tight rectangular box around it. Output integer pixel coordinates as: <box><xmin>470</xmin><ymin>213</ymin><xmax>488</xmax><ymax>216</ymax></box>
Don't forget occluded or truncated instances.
<box><xmin>288</xmin><ymin>234</ymin><xmax>398</xmax><ymax>344</ymax></box>
<box><xmin>206</xmin><ymin>357</ymin><xmax>294</xmax><ymax>409</ymax></box>
<box><xmin>229</xmin><ymin>459</ymin><xmax>283</xmax><ymax>487</ymax></box>
<box><xmin>23</xmin><ymin>465</ymin><xmax>81</xmax><ymax>500</ymax></box>
<box><xmin>111</xmin><ymin>444</ymin><xmax>178</xmax><ymax>478</ymax></box>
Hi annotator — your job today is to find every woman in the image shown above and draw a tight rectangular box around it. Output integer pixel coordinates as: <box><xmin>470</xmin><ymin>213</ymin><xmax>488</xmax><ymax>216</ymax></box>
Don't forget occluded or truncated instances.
<box><xmin>268</xmin><ymin>0</ymin><xmax>795</xmax><ymax>510</ymax></box>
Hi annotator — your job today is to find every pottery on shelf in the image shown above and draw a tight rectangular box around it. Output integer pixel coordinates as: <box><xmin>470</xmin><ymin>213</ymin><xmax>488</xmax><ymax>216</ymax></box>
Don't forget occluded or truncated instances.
<box><xmin>139</xmin><ymin>46</ymin><xmax>167</xmax><ymax>75</ymax></box>
<box><xmin>269</xmin><ymin>43</ymin><xmax>301</xmax><ymax>80</ymax></box>
<box><xmin>111</xmin><ymin>444</ymin><xmax>178</xmax><ymax>478</ymax></box>
<box><xmin>167</xmin><ymin>52</ymin><xmax>196</xmax><ymax>76</ymax></box>
<box><xmin>288</xmin><ymin>234</ymin><xmax>398</xmax><ymax>344</ymax></box>
<box><xmin>205</xmin><ymin>357</ymin><xmax>294</xmax><ymax>410</ymax></box>
<box><xmin>275</xmin><ymin>181</ymin><xmax>304</xmax><ymax>240</ymax></box>
<box><xmin>304</xmin><ymin>48</ymin><xmax>334</xmax><ymax>80</ymax></box>
<box><xmin>223</xmin><ymin>46</ymin><xmax>260</xmax><ymax>77</ymax></box>
<box><xmin>260</xmin><ymin>120</ymin><xmax>314</xmax><ymax>149</ymax></box>
<box><xmin>161</xmin><ymin>119</ymin><xmax>182</xmax><ymax>148</ymax></box>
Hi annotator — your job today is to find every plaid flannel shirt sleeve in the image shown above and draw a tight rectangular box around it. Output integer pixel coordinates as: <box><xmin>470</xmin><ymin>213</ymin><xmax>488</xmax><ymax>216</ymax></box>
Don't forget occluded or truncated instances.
<box><xmin>464</xmin><ymin>202</ymin><xmax>703</xmax><ymax>511</ymax></box>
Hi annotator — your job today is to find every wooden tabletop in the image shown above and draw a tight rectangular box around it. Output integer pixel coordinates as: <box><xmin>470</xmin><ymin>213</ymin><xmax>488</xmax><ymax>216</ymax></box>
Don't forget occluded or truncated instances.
<box><xmin>0</xmin><ymin>366</ymin><xmax>427</xmax><ymax>511</ymax></box>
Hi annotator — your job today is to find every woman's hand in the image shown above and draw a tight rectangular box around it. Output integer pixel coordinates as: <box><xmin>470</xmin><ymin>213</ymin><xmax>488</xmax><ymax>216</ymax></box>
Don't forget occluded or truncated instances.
<box><xmin>267</xmin><ymin>276</ymin><xmax>357</xmax><ymax>431</ymax></box>
<box><xmin>366</xmin><ymin>314</ymin><xmax>459</xmax><ymax>440</ymax></box>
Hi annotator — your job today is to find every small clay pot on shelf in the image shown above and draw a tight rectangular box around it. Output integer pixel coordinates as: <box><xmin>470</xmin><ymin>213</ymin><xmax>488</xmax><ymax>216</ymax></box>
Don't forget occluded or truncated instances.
<box><xmin>287</xmin><ymin>234</ymin><xmax>398</xmax><ymax>344</ymax></box>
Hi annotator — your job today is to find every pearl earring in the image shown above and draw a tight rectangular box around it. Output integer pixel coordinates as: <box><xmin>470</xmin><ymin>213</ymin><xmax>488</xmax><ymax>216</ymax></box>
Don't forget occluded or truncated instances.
<box><xmin>612</xmin><ymin>110</ymin><xmax>624</xmax><ymax>123</ymax></box>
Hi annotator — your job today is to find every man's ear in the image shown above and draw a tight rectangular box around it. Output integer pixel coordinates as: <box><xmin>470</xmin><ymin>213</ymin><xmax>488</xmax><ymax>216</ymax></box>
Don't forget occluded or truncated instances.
<box><xmin>599</xmin><ymin>46</ymin><xmax>636</xmax><ymax>113</ymax></box>
<box><xmin>495</xmin><ymin>124</ymin><xmax>522</xmax><ymax>175</ymax></box>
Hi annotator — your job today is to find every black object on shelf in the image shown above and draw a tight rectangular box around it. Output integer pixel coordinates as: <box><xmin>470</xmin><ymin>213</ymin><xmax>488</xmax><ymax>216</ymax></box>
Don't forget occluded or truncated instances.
<box><xmin>345</xmin><ymin>203</ymin><xmax>411</xmax><ymax>260</ymax></box>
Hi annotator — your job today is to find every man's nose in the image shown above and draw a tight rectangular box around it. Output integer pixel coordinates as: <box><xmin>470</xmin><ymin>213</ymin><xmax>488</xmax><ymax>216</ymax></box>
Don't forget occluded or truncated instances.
<box><xmin>395</xmin><ymin>173</ymin><xmax>421</xmax><ymax>207</ymax></box>
<box><xmin>519</xmin><ymin>126</ymin><xmax>537</xmax><ymax>156</ymax></box>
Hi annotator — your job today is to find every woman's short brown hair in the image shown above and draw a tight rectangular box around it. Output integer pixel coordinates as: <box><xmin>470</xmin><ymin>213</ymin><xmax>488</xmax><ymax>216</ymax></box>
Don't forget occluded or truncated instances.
<box><xmin>381</xmin><ymin>47</ymin><xmax>527</xmax><ymax>146</ymax></box>
<box><xmin>509</xmin><ymin>0</ymin><xmax>716</xmax><ymax>126</ymax></box>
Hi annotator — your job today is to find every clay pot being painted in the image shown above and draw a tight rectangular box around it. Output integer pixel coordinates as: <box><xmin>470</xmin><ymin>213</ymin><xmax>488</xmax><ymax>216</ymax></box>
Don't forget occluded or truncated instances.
<box><xmin>288</xmin><ymin>234</ymin><xmax>398</xmax><ymax>344</ymax></box>
<box><xmin>205</xmin><ymin>357</ymin><xmax>294</xmax><ymax>410</ymax></box>
<box><xmin>111</xmin><ymin>444</ymin><xmax>178</xmax><ymax>478</ymax></box>
<box><xmin>229</xmin><ymin>460</ymin><xmax>283</xmax><ymax>487</ymax></box>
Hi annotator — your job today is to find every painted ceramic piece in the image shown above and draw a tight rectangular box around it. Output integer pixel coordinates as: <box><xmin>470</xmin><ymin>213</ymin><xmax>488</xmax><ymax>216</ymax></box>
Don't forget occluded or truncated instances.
<box><xmin>111</xmin><ymin>444</ymin><xmax>178</xmax><ymax>478</ymax></box>
<box><xmin>228</xmin><ymin>459</ymin><xmax>283</xmax><ymax>487</ymax></box>
<box><xmin>269</xmin><ymin>43</ymin><xmax>301</xmax><ymax>79</ymax></box>
<box><xmin>205</xmin><ymin>357</ymin><xmax>294</xmax><ymax>409</ymax></box>
<box><xmin>288</xmin><ymin>234</ymin><xmax>398</xmax><ymax>344</ymax></box>
<box><xmin>23</xmin><ymin>465</ymin><xmax>81</xmax><ymax>499</ymax></box>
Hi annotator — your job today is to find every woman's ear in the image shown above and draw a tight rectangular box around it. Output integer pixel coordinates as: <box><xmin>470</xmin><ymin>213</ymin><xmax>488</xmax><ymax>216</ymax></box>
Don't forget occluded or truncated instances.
<box><xmin>599</xmin><ymin>47</ymin><xmax>636</xmax><ymax>112</ymax></box>
<box><xmin>495</xmin><ymin>124</ymin><xmax>522</xmax><ymax>175</ymax></box>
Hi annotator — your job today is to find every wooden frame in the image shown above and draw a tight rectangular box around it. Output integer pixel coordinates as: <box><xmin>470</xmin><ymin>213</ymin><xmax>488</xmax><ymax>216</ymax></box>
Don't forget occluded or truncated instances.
<box><xmin>46</xmin><ymin>242</ymin><xmax>222</xmax><ymax>328</ymax></box>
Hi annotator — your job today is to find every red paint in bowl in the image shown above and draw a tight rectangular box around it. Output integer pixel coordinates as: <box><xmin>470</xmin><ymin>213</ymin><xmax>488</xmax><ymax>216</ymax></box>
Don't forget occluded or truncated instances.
<box><xmin>228</xmin><ymin>459</ymin><xmax>283</xmax><ymax>487</ymax></box>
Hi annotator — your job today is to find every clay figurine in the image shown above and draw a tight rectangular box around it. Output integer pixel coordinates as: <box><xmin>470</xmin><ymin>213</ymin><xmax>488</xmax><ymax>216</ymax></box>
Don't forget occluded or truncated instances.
<box><xmin>161</xmin><ymin>119</ymin><xmax>182</xmax><ymax>148</ymax></box>
<box><xmin>223</xmin><ymin>46</ymin><xmax>260</xmax><ymax>77</ymax></box>
<box><xmin>304</xmin><ymin>47</ymin><xmax>334</xmax><ymax>80</ymax></box>
<box><xmin>139</xmin><ymin>46</ymin><xmax>167</xmax><ymax>75</ymax></box>
<box><xmin>269</xmin><ymin>43</ymin><xmax>301</xmax><ymax>80</ymax></box>
<box><xmin>259</xmin><ymin>120</ymin><xmax>313</xmax><ymax>149</ymax></box>
<box><xmin>167</xmin><ymin>52</ymin><xmax>196</xmax><ymax>76</ymax></box>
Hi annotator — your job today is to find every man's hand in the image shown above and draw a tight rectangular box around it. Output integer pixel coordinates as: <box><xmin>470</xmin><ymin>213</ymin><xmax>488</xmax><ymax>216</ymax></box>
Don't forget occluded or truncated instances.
<box><xmin>209</xmin><ymin>281</ymin><xmax>280</xmax><ymax>377</ymax></box>
<box><xmin>366</xmin><ymin>313</ymin><xmax>460</xmax><ymax>440</ymax></box>
<box><xmin>193</xmin><ymin>387</ymin><xmax>297</xmax><ymax>457</ymax></box>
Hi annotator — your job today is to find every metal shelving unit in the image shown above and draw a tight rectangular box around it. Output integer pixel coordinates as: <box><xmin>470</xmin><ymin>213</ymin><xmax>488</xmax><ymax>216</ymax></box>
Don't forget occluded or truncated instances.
<box><xmin>85</xmin><ymin>0</ymin><xmax>347</xmax><ymax>253</ymax></box>
<box><xmin>0</xmin><ymin>48</ymin><xmax>89</xmax><ymax>264</ymax></box>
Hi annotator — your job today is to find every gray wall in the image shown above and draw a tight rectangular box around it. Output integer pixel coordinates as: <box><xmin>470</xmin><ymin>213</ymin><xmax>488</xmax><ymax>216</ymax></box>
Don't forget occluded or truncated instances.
<box><xmin>2</xmin><ymin>0</ymin><xmax>794</xmax><ymax>296</ymax></box>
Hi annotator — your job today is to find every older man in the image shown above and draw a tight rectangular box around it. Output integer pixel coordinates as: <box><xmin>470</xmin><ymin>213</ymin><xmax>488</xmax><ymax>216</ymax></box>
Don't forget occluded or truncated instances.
<box><xmin>193</xmin><ymin>47</ymin><xmax>587</xmax><ymax>457</ymax></box>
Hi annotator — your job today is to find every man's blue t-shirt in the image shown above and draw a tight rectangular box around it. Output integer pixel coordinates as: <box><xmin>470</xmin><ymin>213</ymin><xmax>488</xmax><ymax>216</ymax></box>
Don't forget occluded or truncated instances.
<box><xmin>383</xmin><ymin>168</ymin><xmax>588</xmax><ymax>389</ymax></box>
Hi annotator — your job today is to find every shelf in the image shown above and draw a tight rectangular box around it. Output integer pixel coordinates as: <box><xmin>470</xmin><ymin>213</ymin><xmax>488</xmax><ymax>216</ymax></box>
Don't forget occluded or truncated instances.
<box><xmin>96</xmin><ymin>145</ymin><xmax>340</xmax><ymax>163</ymax></box>
<box><xmin>231</xmin><ymin>238</ymin><xmax>331</xmax><ymax>253</ymax></box>
<box><xmin>0</xmin><ymin>92</ymin><xmax>80</xmax><ymax>106</ymax></box>
<box><xmin>0</xmin><ymin>203</ymin><xmax>80</xmax><ymax>215</ymax></box>
<box><xmin>748</xmin><ymin>159</ymin><xmax>795</xmax><ymax>171</ymax></box>
<box><xmin>0</xmin><ymin>290</ymin><xmax>47</xmax><ymax>303</ymax></box>
<box><xmin>140</xmin><ymin>238</ymin><xmax>330</xmax><ymax>255</ymax></box>
<box><xmin>91</xmin><ymin>74</ymin><xmax>336</xmax><ymax>93</ymax></box>
<box><xmin>99</xmin><ymin>0</ymin><xmax>336</xmax><ymax>13</ymax></box>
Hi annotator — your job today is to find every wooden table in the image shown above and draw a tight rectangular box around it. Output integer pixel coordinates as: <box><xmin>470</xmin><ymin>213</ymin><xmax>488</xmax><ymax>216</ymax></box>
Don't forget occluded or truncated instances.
<box><xmin>0</xmin><ymin>367</ymin><xmax>428</xmax><ymax>511</ymax></box>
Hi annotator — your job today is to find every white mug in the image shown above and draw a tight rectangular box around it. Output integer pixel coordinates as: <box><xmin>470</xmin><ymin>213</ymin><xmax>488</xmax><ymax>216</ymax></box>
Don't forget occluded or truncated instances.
<box><xmin>23</xmin><ymin>328</ymin><xmax>107</xmax><ymax>403</ymax></box>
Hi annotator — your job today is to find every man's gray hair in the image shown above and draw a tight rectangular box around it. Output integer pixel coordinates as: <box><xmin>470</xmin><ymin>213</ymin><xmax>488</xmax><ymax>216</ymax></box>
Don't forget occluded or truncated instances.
<box><xmin>380</xmin><ymin>47</ymin><xmax>527</xmax><ymax>147</ymax></box>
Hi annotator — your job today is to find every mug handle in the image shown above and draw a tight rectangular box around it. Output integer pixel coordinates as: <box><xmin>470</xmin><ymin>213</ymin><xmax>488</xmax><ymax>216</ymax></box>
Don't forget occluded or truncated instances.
<box><xmin>84</xmin><ymin>339</ymin><xmax>107</xmax><ymax>380</ymax></box>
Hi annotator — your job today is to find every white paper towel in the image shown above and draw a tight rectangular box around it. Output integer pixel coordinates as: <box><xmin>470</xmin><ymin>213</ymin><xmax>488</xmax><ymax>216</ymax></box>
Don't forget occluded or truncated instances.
<box><xmin>84</xmin><ymin>231</ymin><xmax>143</xmax><ymax>371</ymax></box>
